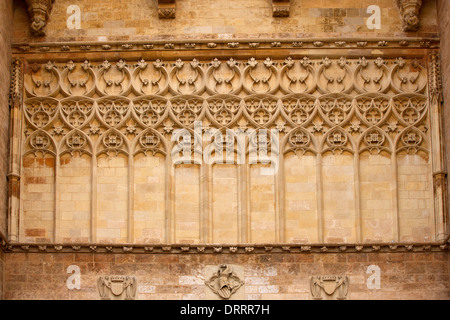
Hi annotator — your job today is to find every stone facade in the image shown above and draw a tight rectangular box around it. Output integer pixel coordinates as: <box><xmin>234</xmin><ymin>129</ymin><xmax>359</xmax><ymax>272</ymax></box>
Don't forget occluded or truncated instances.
<box><xmin>0</xmin><ymin>0</ymin><xmax>449</xmax><ymax>300</ymax></box>
<box><xmin>2</xmin><ymin>251</ymin><xmax>449</xmax><ymax>300</ymax></box>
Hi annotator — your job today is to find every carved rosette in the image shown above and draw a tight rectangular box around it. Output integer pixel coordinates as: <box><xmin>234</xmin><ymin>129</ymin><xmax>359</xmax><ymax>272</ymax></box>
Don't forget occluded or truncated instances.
<box><xmin>397</xmin><ymin>0</ymin><xmax>423</xmax><ymax>32</ymax></box>
<box><xmin>25</xmin><ymin>0</ymin><xmax>55</xmax><ymax>36</ymax></box>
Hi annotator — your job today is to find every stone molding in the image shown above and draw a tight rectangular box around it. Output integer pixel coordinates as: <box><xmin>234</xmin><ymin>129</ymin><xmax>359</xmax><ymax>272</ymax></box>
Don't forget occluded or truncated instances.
<box><xmin>0</xmin><ymin>237</ymin><xmax>448</xmax><ymax>254</ymax></box>
<box><xmin>24</xmin><ymin>0</ymin><xmax>55</xmax><ymax>36</ymax></box>
<box><xmin>12</xmin><ymin>37</ymin><xmax>439</xmax><ymax>54</ymax></box>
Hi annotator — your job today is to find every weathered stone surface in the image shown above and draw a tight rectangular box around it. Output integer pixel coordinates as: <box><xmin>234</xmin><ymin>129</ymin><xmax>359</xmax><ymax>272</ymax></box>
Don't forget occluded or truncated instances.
<box><xmin>0</xmin><ymin>0</ymin><xmax>449</xmax><ymax>301</ymax></box>
<box><xmin>1</xmin><ymin>252</ymin><xmax>449</xmax><ymax>300</ymax></box>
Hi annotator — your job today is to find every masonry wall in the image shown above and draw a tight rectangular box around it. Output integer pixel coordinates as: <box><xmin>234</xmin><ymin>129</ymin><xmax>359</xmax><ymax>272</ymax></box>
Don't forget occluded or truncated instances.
<box><xmin>3</xmin><ymin>0</ymin><xmax>449</xmax><ymax>301</ymax></box>
<box><xmin>12</xmin><ymin>0</ymin><xmax>438</xmax><ymax>42</ymax></box>
<box><xmin>2</xmin><ymin>252</ymin><xmax>449</xmax><ymax>300</ymax></box>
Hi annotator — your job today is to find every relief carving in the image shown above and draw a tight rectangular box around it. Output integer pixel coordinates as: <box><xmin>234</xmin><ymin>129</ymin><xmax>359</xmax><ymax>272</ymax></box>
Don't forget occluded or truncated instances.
<box><xmin>24</xmin><ymin>0</ymin><xmax>55</xmax><ymax>36</ymax></box>
<box><xmin>310</xmin><ymin>275</ymin><xmax>349</xmax><ymax>300</ymax></box>
<box><xmin>272</xmin><ymin>0</ymin><xmax>291</xmax><ymax>17</ymax></box>
<box><xmin>14</xmin><ymin>56</ymin><xmax>439</xmax><ymax>246</ymax></box>
<box><xmin>397</xmin><ymin>0</ymin><xmax>423</xmax><ymax>32</ymax></box>
<box><xmin>205</xmin><ymin>265</ymin><xmax>244</xmax><ymax>300</ymax></box>
<box><xmin>97</xmin><ymin>276</ymin><xmax>137</xmax><ymax>300</ymax></box>
<box><xmin>158</xmin><ymin>0</ymin><xmax>176</xmax><ymax>19</ymax></box>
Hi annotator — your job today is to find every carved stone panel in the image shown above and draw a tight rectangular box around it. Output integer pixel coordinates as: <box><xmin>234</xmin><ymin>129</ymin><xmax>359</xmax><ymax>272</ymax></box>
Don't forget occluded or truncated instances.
<box><xmin>97</xmin><ymin>276</ymin><xmax>137</xmax><ymax>300</ymax></box>
<box><xmin>205</xmin><ymin>265</ymin><xmax>244</xmax><ymax>300</ymax></box>
<box><xmin>310</xmin><ymin>275</ymin><xmax>349</xmax><ymax>300</ymax></box>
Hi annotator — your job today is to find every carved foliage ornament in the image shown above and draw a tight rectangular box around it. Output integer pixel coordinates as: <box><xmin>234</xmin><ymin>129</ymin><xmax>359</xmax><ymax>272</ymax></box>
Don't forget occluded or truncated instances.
<box><xmin>397</xmin><ymin>0</ymin><xmax>423</xmax><ymax>32</ymax></box>
<box><xmin>97</xmin><ymin>276</ymin><xmax>137</xmax><ymax>300</ymax></box>
<box><xmin>25</xmin><ymin>0</ymin><xmax>55</xmax><ymax>36</ymax></box>
<box><xmin>205</xmin><ymin>265</ymin><xmax>244</xmax><ymax>300</ymax></box>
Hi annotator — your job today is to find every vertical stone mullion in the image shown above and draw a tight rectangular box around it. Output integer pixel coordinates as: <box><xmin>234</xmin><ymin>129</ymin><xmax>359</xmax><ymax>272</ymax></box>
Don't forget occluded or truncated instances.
<box><xmin>7</xmin><ymin>59</ymin><xmax>23</xmax><ymax>243</ymax></box>
<box><xmin>91</xmin><ymin>156</ymin><xmax>97</xmax><ymax>243</ymax></box>
<box><xmin>276</xmin><ymin>148</ymin><xmax>285</xmax><ymax>243</ymax></box>
<box><xmin>165</xmin><ymin>151</ymin><xmax>174</xmax><ymax>244</ymax></box>
<box><xmin>391</xmin><ymin>152</ymin><xmax>400</xmax><ymax>242</ymax></box>
<box><xmin>127</xmin><ymin>154</ymin><xmax>134</xmax><ymax>243</ymax></box>
<box><xmin>428</xmin><ymin>53</ymin><xmax>448</xmax><ymax>241</ymax></box>
<box><xmin>354</xmin><ymin>152</ymin><xmax>362</xmax><ymax>243</ymax></box>
<box><xmin>316</xmin><ymin>153</ymin><xmax>324</xmax><ymax>243</ymax></box>
<box><xmin>53</xmin><ymin>153</ymin><xmax>60</xmax><ymax>242</ymax></box>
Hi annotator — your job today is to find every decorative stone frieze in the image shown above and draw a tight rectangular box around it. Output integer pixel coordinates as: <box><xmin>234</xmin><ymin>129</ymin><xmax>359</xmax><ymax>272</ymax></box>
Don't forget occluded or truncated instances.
<box><xmin>11</xmin><ymin>38</ymin><xmax>440</xmax><ymax>55</ymax></box>
<box><xmin>24</xmin><ymin>0</ymin><xmax>55</xmax><ymax>36</ymax></box>
<box><xmin>397</xmin><ymin>0</ymin><xmax>423</xmax><ymax>32</ymax></box>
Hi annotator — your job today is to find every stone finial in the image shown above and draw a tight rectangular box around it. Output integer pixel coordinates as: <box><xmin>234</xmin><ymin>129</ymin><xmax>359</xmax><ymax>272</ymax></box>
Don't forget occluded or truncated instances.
<box><xmin>272</xmin><ymin>0</ymin><xmax>290</xmax><ymax>17</ymax></box>
<box><xmin>24</xmin><ymin>0</ymin><xmax>55</xmax><ymax>36</ymax></box>
<box><xmin>158</xmin><ymin>0</ymin><xmax>176</xmax><ymax>19</ymax></box>
<box><xmin>397</xmin><ymin>0</ymin><xmax>423</xmax><ymax>32</ymax></box>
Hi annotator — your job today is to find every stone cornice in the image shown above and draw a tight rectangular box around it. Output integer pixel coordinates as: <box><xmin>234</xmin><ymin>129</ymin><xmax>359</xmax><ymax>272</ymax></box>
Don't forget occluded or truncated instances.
<box><xmin>12</xmin><ymin>37</ymin><xmax>439</xmax><ymax>55</ymax></box>
<box><xmin>1</xmin><ymin>239</ymin><xmax>448</xmax><ymax>255</ymax></box>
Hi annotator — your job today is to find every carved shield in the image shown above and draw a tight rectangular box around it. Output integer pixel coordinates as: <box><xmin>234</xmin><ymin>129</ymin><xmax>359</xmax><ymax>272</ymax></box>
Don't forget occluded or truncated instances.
<box><xmin>322</xmin><ymin>280</ymin><xmax>337</xmax><ymax>295</ymax></box>
<box><xmin>110</xmin><ymin>282</ymin><xmax>125</xmax><ymax>296</ymax></box>
<box><xmin>218</xmin><ymin>287</ymin><xmax>232</xmax><ymax>300</ymax></box>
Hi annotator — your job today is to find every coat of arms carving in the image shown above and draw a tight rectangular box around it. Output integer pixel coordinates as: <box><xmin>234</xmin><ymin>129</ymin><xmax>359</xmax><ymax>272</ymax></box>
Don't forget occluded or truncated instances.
<box><xmin>310</xmin><ymin>275</ymin><xmax>349</xmax><ymax>300</ymax></box>
<box><xmin>97</xmin><ymin>276</ymin><xmax>137</xmax><ymax>300</ymax></box>
<box><xmin>205</xmin><ymin>265</ymin><xmax>244</xmax><ymax>300</ymax></box>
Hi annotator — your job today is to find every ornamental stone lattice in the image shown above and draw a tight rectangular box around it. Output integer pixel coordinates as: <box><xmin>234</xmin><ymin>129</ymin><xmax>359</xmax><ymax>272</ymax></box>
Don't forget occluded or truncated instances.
<box><xmin>7</xmin><ymin>54</ymin><xmax>446</xmax><ymax>246</ymax></box>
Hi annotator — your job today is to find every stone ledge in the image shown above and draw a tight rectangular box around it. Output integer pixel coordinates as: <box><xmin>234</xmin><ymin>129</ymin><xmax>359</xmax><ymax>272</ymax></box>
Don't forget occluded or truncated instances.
<box><xmin>1</xmin><ymin>240</ymin><xmax>449</xmax><ymax>255</ymax></box>
<box><xmin>11</xmin><ymin>37</ymin><xmax>440</xmax><ymax>55</ymax></box>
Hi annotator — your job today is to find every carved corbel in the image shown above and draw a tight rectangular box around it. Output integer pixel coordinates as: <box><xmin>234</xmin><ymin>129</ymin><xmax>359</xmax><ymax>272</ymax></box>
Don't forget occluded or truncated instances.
<box><xmin>397</xmin><ymin>0</ymin><xmax>423</xmax><ymax>32</ymax></box>
<box><xmin>25</xmin><ymin>0</ymin><xmax>55</xmax><ymax>36</ymax></box>
<box><xmin>158</xmin><ymin>0</ymin><xmax>176</xmax><ymax>19</ymax></box>
<box><xmin>272</xmin><ymin>0</ymin><xmax>290</xmax><ymax>17</ymax></box>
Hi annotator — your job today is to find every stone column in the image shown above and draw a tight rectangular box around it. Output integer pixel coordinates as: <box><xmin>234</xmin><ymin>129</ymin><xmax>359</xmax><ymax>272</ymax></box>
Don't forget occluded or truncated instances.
<box><xmin>0</xmin><ymin>0</ymin><xmax>14</xmax><ymax>238</ymax></box>
<box><xmin>437</xmin><ymin>0</ymin><xmax>450</xmax><ymax>239</ymax></box>
<box><xmin>0</xmin><ymin>0</ymin><xmax>13</xmax><ymax>301</ymax></box>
